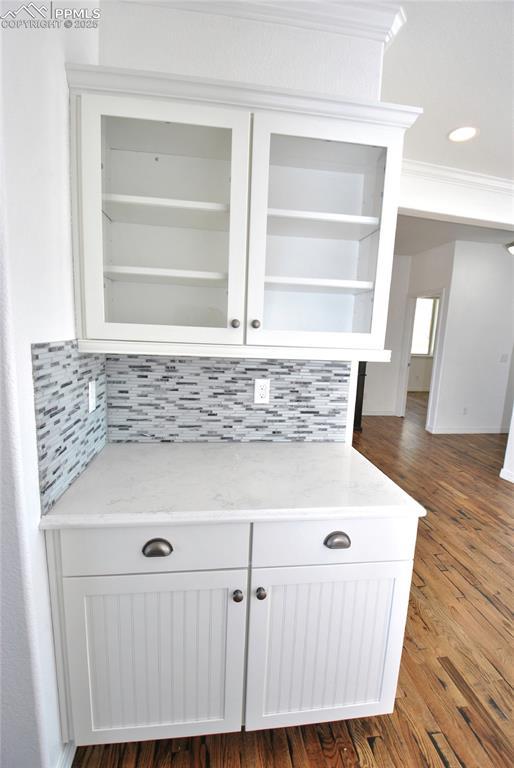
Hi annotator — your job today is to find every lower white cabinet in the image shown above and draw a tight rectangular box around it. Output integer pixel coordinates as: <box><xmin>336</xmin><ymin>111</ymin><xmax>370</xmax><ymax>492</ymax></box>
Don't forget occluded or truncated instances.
<box><xmin>245</xmin><ymin>561</ymin><xmax>412</xmax><ymax>730</ymax></box>
<box><xmin>51</xmin><ymin>518</ymin><xmax>418</xmax><ymax>745</ymax></box>
<box><xmin>63</xmin><ymin>570</ymin><xmax>247</xmax><ymax>745</ymax></box>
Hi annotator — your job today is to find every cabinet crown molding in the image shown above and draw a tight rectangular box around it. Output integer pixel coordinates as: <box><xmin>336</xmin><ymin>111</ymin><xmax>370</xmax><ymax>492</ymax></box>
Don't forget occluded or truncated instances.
<box><xmin>121</xmin><ymin>1</ymin><xmax>406</xmax><ymax>45</ymax></box>
<box><xmin>402</xmin><ymin>159</ymin><xmax>514</xmax><ymax>196</ymax></box>
<box><xmin>66</xmin><ymin>64</ymin><xmax>422</xmax><ymax>129</ymax></box>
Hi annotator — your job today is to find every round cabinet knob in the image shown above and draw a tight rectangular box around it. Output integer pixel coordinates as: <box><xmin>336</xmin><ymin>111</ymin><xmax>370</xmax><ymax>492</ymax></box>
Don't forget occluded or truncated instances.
<box><xmin>142</xmin><ymin>538</ymin><xmax>173</xmax><ymax>557</ymax></box>
<box><xmin>230</xmin><ymin>319</ymin><xmax>241</xmax><ymax>328</ymax></box>
<box><xmin>323</xmin><ymin>531</ymin><xmax>351</xmax><ymax>550</ymax></box>
<box><xmin>256</xmin><ymin>587</ymin><xmax>267</xmax><ymax>600</ymax></box>
<box><xmin>251</xmin><ymin>319</ymin><xmax>261</xmax><ymax>329</ymax></box>
<box><xmin>232</xmin><ymin>590</ymin><xmax>244</xmax><ymax>603</ymax></box>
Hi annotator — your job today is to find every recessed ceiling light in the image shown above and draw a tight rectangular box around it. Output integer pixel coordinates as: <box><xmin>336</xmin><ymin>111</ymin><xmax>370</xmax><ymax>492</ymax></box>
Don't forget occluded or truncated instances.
<box><xmin>506</xmin><ymin>242</ymin><xmax>514</xmax><ymax>256</ymax></box>
<box><xmin>448</xmin><ymin>126</ymin><xmax>479</xmax><ymax>142</ymax></box>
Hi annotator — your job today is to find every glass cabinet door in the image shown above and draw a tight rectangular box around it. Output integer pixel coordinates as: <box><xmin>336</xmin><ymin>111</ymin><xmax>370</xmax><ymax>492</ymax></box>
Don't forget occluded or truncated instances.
<box><xmin>79</xmin><ymin>95</ymin><xmax>249</xmax><ymax>344</ymax></box>
<box><xmin>246</xmin><ymin>111</ymin><xmax>402</xmax><ymax>350</ymax></box>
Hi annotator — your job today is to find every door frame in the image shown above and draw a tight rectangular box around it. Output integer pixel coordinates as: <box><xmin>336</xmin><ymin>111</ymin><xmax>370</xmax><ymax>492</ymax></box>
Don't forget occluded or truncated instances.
<box><xmin>396</xmin><ymin>288</ymin><xmax>447</xmax><ymax>430</ymax></box>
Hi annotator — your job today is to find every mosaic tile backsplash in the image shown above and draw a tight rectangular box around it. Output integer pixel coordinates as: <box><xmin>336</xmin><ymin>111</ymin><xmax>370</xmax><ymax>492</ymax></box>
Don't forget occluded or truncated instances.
<box><xmin>32</xmin><ymin>344</ymin><xmax>351</xmax><ymax>512</ymax></box>
<box><xmin>106</xmin><ymin>356</ymin><xmax>350</xmax><ymax>442</ymax></box>
<box><xmin>32</xmin><ymin>341</ymin><xmax>106</xmax><ymax>514</ymax></box>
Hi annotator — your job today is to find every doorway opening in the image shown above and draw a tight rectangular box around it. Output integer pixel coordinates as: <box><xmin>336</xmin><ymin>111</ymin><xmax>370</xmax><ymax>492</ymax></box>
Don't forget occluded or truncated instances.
<box><xmin>397</xmin><ymin>292</ymin><xmax>443</xmax><ymax>430</ymax></box>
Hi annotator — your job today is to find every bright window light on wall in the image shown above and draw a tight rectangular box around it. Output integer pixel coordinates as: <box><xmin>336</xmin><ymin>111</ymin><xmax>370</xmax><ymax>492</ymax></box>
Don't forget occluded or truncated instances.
<box><xmin>411</xmin><ymin>297</ymin><xmax>439</xmax><ymax>356</ymax></box>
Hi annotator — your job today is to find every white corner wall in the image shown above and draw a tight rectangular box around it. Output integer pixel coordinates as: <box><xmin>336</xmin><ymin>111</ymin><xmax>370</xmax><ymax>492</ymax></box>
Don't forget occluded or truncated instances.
<box><xmin>408</xmin><ymin>356</ymin><xmax>433</xmax><ymax>391</ymax></box>
<box><xmin>98</xmin><ymin>1</ymin><xmax>384</xmax><ymax>100</ymax></box>
<box><xmin>500</xmin><ymin>406</ymin><xmax>514</xmax><ymax>482</ymax></box>
<box><xmin>364</xmin><ymin>242</ymin><xmax>455</xmax><ymax>416</ymax></box>
<box><xmin>363</xmin><ymin>254</ymin><xmax>411</xmax><ymax>415</ymax></box>
<box><xmin>1</xmin><ymin>21</ymin><xmax>98</xmax><ymax>768</ymax></box>
<box><xmin>408</xmin><ymin>241</ymin><xmax>455</xmax><ymax>297</ymax></box>
<box><xmin>429</xmin><ymin>241</ymin><xmax>514</xmax><ymax>434</ymax></box>
<box><xmin>365</xmin><ymin>238</ymin><xmax>514</xmax><ymax>437</ymax></box>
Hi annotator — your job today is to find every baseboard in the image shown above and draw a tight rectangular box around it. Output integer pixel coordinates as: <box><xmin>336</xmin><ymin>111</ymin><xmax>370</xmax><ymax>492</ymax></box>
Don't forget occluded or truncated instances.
<box><xmin>55</xmin><ymin>742</ymin><xmax>76</xmax><ymax>768</ymax></box>
<box><xmin>500</xmin><ymin>467</ymin><xmax>514</xmax><ymax>483</ymax></box>
<box><xmin>362</xmin><ymin>409</ymin><xmax>397</xmax><ymax>417</ymax></box>
<box><xmin>427</xmin><ymin>425</ymin><xmax>509</xmax><ymax>435</ymax></box>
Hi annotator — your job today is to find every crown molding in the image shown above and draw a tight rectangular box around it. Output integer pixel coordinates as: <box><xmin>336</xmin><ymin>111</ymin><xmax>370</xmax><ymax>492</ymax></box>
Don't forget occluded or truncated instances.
<box><xmin>400</xmin><ymin>159</ymin><xmax>514</xmax><ymax>230</ymax></box>
<box><xmin>402</xmin><ymin>159</ymin><xmax>514</xmax><ymax>196</ymax></box>
<box><xmin>66</xmin><ymin>64</ymin><xmax>421</xmax><ymax>129</ymax></box>
<box><xmin>120</xmin><ymin>1</ymin><xmax>406</xmax><ymax>44</ymax></box>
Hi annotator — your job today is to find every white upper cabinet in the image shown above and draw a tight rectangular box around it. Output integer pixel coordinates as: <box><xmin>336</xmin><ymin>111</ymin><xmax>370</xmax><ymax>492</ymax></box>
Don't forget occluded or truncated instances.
<box><xmin>72</xmin><ymin>72</ymin><xmax>420</xmax><ymax>359</ymax></box>
<box><xmin>80</xmin><ymin>94</ymin><xmax>250</xmax><ymax>344</ymax></box>
<box><xmin>247</xmin><ymin>112</ymin><xmax>401</xmax><ymax>350</ymax></box>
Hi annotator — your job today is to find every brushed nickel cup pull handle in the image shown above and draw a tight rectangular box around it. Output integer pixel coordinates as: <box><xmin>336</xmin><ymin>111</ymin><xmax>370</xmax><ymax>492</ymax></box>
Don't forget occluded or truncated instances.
<box><xmin>256</xmin><ymin>587</ymin><xmax>267</xmax><ymax>600</ymax></box>
<box><xmin>142</xmin><ymin>538</ymin><xmax>173</xmax><ymax>557</ymax></box>
<box><xmin>232</xmin><ymin>590</ymin><xmax>244</xmax><ymax>603</ymax></box>
<box><xmin>251</xmin><ymin>319</ymin><xmax>261</xmax><ymax>329</ymax></box>
<box><xmin>230</xmin><ymin>319</ymin><xmax>241</xmax><ymax>328</ymax></box>
<box><xmin>323</xmin><ymin>531</ymin><xmax>351</xmax><ymax>549</ymax></box>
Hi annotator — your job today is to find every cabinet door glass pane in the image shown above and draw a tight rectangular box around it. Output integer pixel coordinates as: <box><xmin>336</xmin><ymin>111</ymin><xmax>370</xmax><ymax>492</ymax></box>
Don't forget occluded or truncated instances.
<box><xmin>101</xmin><ymin>116</ymin><xmax>232</xmax><ymax>328</ymax></box>
<box><xmin>263</xmin><ymin>134</ymin><xmax>386</xmax><ymax>334</ymax></box>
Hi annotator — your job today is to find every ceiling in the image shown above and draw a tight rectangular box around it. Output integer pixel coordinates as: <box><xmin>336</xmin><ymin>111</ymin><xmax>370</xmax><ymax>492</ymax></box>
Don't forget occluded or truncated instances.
<box><xmin>395</xmin><ymin>214</ymin><xmax>514</xmax><ymax>255</ymax></box>
<box><xmin>382</xmin><ymin>1</ymin><xmax>514</xmax><ymax>180</ymax></box>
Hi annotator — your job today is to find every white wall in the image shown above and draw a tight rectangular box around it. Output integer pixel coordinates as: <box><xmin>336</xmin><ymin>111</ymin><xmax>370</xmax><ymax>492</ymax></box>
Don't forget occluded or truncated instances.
<box><xmin>408</xmin><ymin>241</ymin><xmax>455</xmax><ymax>297</ymax></box>
<box><xmin>430</xmin><ymin>241</ymin><xmax>514</xmax><ymax>433</ymax></box>
<box><xmin>501</xmin><ymin>406</ymin><xmax>514</xmax><ymax>482</ymax></box>
<box><xmin>364</xmin><ymin>242</ymin><xmax>454</xmax><ymax>416</ymax></box>
<box><xmin>1</xmin><ymin>19</ymin><xmax>98</xmax><ymax>768</ymax></box>
<box><xmin>408</xmin><ymin>356</ymin><xmax>433</xmax><ymax>391</ymax></box>
<box><xmin>363</xmin><ymin>254</ymin><xmax>411</xmax><ymax>415</ymax></box>
<box><xmin>98</xmin><ymin>1</ymin><xmax>383</xmax><ymax>100</ymax></box>
<box><xmin>364</xmin><ymin>239</ymin><xmax>513</xmax><ymax>436</ymax></box>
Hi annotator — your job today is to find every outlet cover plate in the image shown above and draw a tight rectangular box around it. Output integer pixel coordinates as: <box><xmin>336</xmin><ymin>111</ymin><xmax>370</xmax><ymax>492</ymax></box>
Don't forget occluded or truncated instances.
<box><xmin>254</xmin><ymin>378</ymin><xmax>270</xmax><ymax>404</ymax></box>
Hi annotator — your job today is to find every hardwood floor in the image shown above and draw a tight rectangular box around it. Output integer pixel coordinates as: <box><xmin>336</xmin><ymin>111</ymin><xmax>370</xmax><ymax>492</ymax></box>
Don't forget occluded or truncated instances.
<box><xmin>73</xmin><ymin>395</ymin><xmax>513</xmax><ymax>767</ymax></box>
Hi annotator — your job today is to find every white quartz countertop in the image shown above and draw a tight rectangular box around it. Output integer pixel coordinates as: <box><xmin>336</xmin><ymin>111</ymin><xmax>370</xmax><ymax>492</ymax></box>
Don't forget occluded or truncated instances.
<box><xmin>40</xmin><ymin>443</ymin><xmax>426</xmax><ymax>529</ymax></box>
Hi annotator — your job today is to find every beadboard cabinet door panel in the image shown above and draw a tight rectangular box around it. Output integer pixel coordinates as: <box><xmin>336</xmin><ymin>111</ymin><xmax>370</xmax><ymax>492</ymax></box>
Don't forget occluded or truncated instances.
<box><xmin>63</xmin><ymin>570</ymin><xmax>247</xmax><ymax>745</ymax></box>
<box><xmin>245</xmin><ymin>561</ymin><xmax>412</xmax><ymax>730</ymax></box>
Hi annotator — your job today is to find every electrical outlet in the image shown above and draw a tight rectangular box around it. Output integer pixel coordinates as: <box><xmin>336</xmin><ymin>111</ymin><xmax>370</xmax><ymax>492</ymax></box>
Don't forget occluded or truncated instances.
<box><xmin>254</xmin><ymin>378</ymin><xmax>270</xmax><ymax>404</ymax></box>
<box><xmin>88</xmin><ymin>380</ymin><xmax>97</xmax><ymax>413</ymax></box>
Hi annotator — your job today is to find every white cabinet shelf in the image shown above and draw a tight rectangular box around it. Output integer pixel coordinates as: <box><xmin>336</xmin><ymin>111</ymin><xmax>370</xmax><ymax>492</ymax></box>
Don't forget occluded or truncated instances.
<box><xmin>102</xmin><ymin>193</ymin><xmax>230</xmax><ymax>231</ymax></box>
<box><xmin>267</xmin><ymin>208</ymin><xmax>379</xmax><ymax>241</ymax></box>
<box><xmin>264</xmin><ymin>276</ymin><xmax>373</xmax><ymax>294</ymax></box>
<box><xmin>104</xmin><ymin>265</ymin><xmax>228</xmax><ymax>287</ymax></box>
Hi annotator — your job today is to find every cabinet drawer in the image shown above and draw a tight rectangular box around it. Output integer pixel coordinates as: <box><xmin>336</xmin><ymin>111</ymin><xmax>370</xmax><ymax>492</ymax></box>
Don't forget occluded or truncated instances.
<box><xmin>60</xmin><ymin>523</ymin><xmax>250</xmax><ymax>576</ymax></box>
<box><xmin>252</xmin><ymin>517</ymin><xmax>418</xmax><ymax>567</ymax></box>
